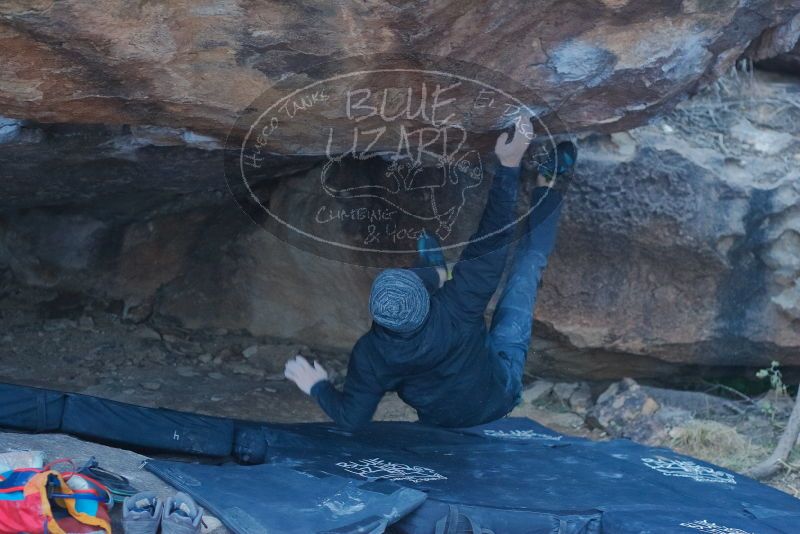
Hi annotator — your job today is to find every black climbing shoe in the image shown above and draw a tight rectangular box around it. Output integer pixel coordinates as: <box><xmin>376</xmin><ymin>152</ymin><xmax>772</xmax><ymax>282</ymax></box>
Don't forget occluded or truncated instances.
<box><xmin>537</xmin><ymin>140</ymin><xmax>577</xmax><ymax>180</ymax></box>
<box><xmin>524</xmin><ymin>140</ymin><xmax>578</xmax><ymax>194</ymax></box>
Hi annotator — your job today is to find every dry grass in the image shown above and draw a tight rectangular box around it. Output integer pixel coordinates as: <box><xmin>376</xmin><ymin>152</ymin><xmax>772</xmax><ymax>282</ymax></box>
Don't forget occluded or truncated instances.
<box><xmin>668</xmin><ymin>418</ymin><xmax>769</xmax><ymax>473</ymax></box>
<box><xmin>669</xmin><ymin>59</ymin><xmax>800</xmax><ymax>159</ymax></box>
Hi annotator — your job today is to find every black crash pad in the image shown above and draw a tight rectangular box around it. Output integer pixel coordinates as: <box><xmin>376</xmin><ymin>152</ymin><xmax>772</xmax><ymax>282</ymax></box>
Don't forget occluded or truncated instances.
<box><xmin>0</xmin><ymin>383</ymin><xmax>64</xmax><ymax>432</ymax></box>
<box><xmin>0</xmin><ymin>383</ymin><xmax>236</xmax><ymax>457</ymax></box>
<box><xmin>61</xmin><ymin>393</ymin><xmax>235</xmax><ymax>457</ymax></box>
<box><xmin>146</xmin><ymin>460</ymin><xmax>426</xmax><ymax>534</ymax></box>
<box><xmin>2</xmin><ymin>382</ymin><xmax>798</xmax><ymax>533</ymax></box>
<box><xmin>152</xmin><ymin>418</ymin><xmax>800</xmax><ymax>533</ymax></box>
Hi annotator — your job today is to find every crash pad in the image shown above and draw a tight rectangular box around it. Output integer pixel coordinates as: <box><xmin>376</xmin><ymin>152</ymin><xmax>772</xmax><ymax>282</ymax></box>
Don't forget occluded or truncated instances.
<box><xmin>209</xmin><ymin>419</ymin><xmax>800</xmax><ymax>533</ymax></box>
<box><xmin>0</xmin><ymin>383</ymin><xmax>64</xmax><ymax>431</ymax></box>
<box><xmin>61</xmin><ymin>393</ymin><xmax>234</xmax><ymax>457</ymax></box>
<box><xmin>145</xmin><ymin>460</ymin><xmax>426</xmax><ymax>534</ymax></box>
<box><xmin>2</xmin><ymin>382</ymin><xmax>799</xmax><ymax>533</ymax></box>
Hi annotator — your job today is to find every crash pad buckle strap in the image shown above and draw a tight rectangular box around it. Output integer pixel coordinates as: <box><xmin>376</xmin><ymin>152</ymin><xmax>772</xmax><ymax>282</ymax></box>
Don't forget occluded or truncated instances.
<box><xmin>435</xmin><ymin>505</ymin><xmax>494</xmax><ymax>534</ymax></box>
<box><xmin>36</xmin><ymin>390</ymin><xmax>47</xmax><ymax>432</ymax></box>
<box><xmin>434</xmin><ymin>505</ymin><xmax>457</xmax><ymax>534</ymax></box>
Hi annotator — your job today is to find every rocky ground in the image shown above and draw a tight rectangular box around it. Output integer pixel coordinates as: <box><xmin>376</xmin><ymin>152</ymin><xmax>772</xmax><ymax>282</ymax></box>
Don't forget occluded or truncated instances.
<box><xmin>0</xmin><ymin>282</ymin><xmax>414</xmax><ymax>424</ymax></box>
<box><xmin>519</xmin><ymin>377</ymin><xmax>800</xmax><ymax>498</ymax></box>
<box><xmin>1</xmin><ymin>281</ymin><xmax>798</xmax><ymax>500</ymax></box>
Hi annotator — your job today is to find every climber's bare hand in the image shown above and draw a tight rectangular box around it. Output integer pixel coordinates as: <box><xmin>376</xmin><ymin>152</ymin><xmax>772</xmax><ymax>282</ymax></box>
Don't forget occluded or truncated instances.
<box><xmin>495</xmin><ymin>111</ymin><xmax>534</xmax><ymax>168</ymax></box>
<box><xmin>284</xmin><ymin>354</ymin><xmax>329</xmax><ymax>395</ymax></box>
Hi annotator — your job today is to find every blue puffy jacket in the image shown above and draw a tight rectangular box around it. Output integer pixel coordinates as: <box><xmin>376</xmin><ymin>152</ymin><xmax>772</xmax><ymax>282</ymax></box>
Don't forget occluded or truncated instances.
<box><xmin>311</xmin><ymin>165</ymin><xmax>521</xmax><ymax>430</ymax></box>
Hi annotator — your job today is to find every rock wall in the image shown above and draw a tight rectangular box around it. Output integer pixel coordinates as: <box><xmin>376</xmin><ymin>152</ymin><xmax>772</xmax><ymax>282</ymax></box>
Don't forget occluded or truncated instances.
<box><xmin>759</xmin><ymin>39</ymin><xmax>800</xmax><ymax>73</ymax></box>
<box><xmin>1</xmin><ymin>0</ymin><xmax>799</xmax><ymax>135</ymax></box>
<box><xmin>1</xmin><ymin>70</ymin><xmax>798</xmax><ymax>377</ymax></box>
<box><xmin>540</xmin><ymin>71</ymin><xmax>800</xmax><ymax>370</ymax></box>
<box><xmin>749</xmin><ymin>11</ymin><xmax>800</xmax><ymax>72</ymax></box>
<box><xmin>1</xmin><ymin>2</ymin><xmax>800</xmax><ymax>378</ymax></box>
<box><xmin>144</xmin><ymin>70</ymin><xmax>800</xmax><ymax>372</ymax></box>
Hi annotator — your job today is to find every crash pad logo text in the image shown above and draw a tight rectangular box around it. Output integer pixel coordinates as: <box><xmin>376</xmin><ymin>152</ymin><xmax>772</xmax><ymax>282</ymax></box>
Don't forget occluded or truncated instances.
<box><xmin>336</xmin><ymin>458</ymin><xmax>447</xmax><ymax>484</ymax></box>
<box><xmin>483</xmin><ymin>429</ymin><xmax>563</xmax><ymax>441</ymax></box>
<box><xmin>680</xmin><ymin>519</ymin><xmax>754</xmax><ymax>534</ymax></box>
<box><xmin>642</xmin><ymin>456</ymin><xmax>736</xmax><ymax>484</ymax></box>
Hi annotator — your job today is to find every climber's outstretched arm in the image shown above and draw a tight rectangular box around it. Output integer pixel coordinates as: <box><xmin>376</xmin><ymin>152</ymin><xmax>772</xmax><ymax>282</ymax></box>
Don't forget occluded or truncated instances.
<box><xmin>285</xmin><ymin>341</ymin><xmax>384</xmax><ymax>432</ymax></box>
<box><xmin>436</xmin><ymin>115</ymin><xmax>533</xmax><ymax>322</ymax></box>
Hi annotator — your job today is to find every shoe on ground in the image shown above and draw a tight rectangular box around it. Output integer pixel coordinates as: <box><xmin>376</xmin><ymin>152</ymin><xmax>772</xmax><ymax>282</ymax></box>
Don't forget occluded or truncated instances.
<box><xmin>122</xmin><ymin>492</ymin><xmax>162</xmax><ymax>534</ymax></box>
<box><xmin>162</xmin><ymin>492</ymin><xmax>204</xmax><ymax>534</ymax></box>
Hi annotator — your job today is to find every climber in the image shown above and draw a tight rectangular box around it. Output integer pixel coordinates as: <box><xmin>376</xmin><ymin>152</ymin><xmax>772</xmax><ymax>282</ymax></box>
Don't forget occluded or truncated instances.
<box><xmin>285</xmin><ymin>115</ymin><xmax>577</xmax><ymax>431</ymax></box>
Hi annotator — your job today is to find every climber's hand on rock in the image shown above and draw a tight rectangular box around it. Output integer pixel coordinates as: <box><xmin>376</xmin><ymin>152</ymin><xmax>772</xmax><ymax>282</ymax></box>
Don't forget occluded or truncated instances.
<box><xmin>495</xmin><ymin>112</ymin><xmax>534</xmax><ymax>168</ymax></box>
<box><xmin>284</xmin><ymin>354</ymin><xmax>328</xmax><ymax>395</ymax></box>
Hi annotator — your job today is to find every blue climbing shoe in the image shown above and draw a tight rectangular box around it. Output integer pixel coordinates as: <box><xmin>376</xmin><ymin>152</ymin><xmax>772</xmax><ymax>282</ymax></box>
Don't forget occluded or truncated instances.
<box><xmin>417</xmin><ymin>233</ymin><xmax>447</xmax><ymax>271</ymax></box>
<box><xmin>416</xmin><ymin>233</ymin><xmax>450</xmax><ymax>288</ymax></box>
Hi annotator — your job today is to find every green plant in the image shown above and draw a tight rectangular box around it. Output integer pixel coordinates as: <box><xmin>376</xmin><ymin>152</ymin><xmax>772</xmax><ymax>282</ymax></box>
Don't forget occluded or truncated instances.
<box><xmin>756</xmin><ymin>361</ymin><xmax>788</xmax><ymax>398</ymax></box>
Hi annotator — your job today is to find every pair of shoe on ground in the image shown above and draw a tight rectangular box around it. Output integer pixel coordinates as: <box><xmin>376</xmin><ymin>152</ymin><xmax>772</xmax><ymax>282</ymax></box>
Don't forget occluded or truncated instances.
<box><xmin>123</xmin><ymin>492</ymin><xmax>204</xmax><ymax>534</ymax></box>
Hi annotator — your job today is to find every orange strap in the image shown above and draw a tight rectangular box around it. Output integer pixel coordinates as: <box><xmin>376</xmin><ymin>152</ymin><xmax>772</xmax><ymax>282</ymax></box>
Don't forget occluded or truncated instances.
<box><xmin>25</xmin><ymin>470</ymin><xmax>111</xmax><ymax>534</ymax></box>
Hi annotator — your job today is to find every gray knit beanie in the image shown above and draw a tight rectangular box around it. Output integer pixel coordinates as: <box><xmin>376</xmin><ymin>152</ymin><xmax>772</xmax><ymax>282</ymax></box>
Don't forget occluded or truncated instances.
<box><xmin>369</xmin><ymin>269</ymin><xmax>430</xmax><ymax>333</ymax></box>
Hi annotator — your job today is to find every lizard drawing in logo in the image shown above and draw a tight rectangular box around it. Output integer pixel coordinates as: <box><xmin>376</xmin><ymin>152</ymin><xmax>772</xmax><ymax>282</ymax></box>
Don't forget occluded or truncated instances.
<box><xmin>319</xmin><ymin>148</ymin><xmax>484</xmax><ymax>241</ymax></box>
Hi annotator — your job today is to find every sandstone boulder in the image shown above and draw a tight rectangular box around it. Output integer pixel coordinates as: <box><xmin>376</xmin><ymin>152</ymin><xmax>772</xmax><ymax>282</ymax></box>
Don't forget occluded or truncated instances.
<box><xmin>1</xmin><ymin>4</ymin><xmax>799</xmax><ymax>378</ymax></box>
<box><xmin>587</xmin><ymin>378</ymin><xmax>671</xmax><ymax>445</ymax></box>
<box><xmin>521</xmin><ymin>380</ymin><xmax>554</xmax><ymax>404</ymax></box>
<box><xmin>534</xmin><ymin>70</ymin><xmax>800</xmax><ymax>371</ymax></box>
<box><xmin>1</xmin><ymin>70</ymin><xmax>798</xmax><ymax>377</ymax></box>
<box><xmin>0</xmin><ymin>0</ymin><xmax>798</xmax><ymax>137</ymax></box>
<box><xmin>749</xmin><ymin>12</ymin><xmax>800</xmax><ymax>73</ymax></box>
<box><xmin>759</xmin><ymin>40</ymin><xmax>800</xmax><ymax>73</ymax></box>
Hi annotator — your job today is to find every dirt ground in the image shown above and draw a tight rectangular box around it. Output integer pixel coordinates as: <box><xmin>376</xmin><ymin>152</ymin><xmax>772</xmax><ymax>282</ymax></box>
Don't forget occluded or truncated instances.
<box><xmin>1</xmin><ymin>283</ymin><xmax>798</xmax><ymax>499</ymax></box>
